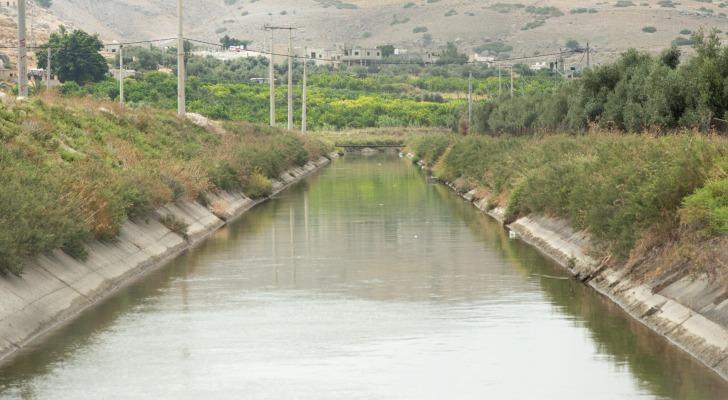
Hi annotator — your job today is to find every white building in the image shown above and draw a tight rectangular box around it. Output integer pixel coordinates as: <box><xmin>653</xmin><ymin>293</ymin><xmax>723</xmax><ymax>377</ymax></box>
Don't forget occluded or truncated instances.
<box><xmin>306</xmin><ymin>48</ymin><xmax>341</xmax><ymax>66</ymax></box>
<box><xmin>530</xmin><ymin>61</ymin><xmax>548</xmax><ymax>71</ymax></box>
<box><xmin>111</xmin><ymin>68</ymin><xmax>137</xmax><ymax>79</ymax></box>
<box><xmin>340</xmin><ymin>47</ymin><xmax>382</xmax><ymax>66</ymax></box>
<box><xmin>470</xmin><ymin>54</ymin><xmax>496</xmax><ymax>66</ymax></box>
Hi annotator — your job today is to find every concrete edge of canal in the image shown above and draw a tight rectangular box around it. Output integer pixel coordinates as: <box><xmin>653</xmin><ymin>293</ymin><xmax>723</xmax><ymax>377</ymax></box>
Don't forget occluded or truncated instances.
<box><xmin>0</xmin><ymin>153</ymin><xmax>340</xmax><ymax>366</ymax></box>
<box><xmin>438</xmin><ymin>177</ymin><xmax>728</xmax><ymax>382</ymax></box>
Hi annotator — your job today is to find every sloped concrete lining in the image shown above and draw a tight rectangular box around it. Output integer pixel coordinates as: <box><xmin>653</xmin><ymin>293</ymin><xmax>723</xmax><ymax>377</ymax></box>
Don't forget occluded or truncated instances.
<box><xmin>0</xmin><ymin>157</ymin><xmax>333</xmax><ymax>365</ymax></box>
<box><xmin>444</xmin><ymin>179</ymin><xmax>728</xmax><ymax>382</ymax></box>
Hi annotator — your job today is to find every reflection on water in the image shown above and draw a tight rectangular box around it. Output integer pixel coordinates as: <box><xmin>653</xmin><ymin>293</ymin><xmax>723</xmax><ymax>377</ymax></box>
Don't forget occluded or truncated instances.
<box><xmin>0</xmin><ymin>155</ymin><xmax>726</xmax><ymax>400</ymax></box>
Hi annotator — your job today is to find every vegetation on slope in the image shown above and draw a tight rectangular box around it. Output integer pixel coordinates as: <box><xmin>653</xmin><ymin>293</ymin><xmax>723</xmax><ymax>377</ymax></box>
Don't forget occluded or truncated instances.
<box><xmin>465</xmin><ymin>30</ymin><xmax>728</xmax><ymax>135</ymax></box>
<box><xmin>0</xmin><ymin>95</ymin><xmax>331</xmax><ymax>275</ymax></box>
<box><xmin>407</xmin><ymin>133</ymin><xmax>728</xmax><ymax>267</ymax></box>
<box><xmin>61</xmin><ymin>46</ymin><xmax>558</xmax><ymax>131</ymax></box>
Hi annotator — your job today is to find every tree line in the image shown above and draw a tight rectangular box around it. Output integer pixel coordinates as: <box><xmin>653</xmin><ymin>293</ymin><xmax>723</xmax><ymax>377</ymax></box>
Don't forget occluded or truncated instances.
<box><xmin>467</xmin><ymin>29</ymin><xmax>728</xmax><ymax>135</ymax></box>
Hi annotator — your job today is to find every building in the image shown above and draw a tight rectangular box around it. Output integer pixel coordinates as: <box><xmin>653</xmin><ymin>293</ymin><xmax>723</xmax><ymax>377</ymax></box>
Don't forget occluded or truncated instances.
<box><xmin>530</xmin><ymin>61</ymin><xmax>548</xmax><ymax>71</ymax></box>
<box><xmin>340</xmin><ymin>47</ymin><xmax>382</xmax><ymax>66</ymax></box>
<box><xmin>470</xmin><ymin>54</ymin><xmax>496</xmax><ymax>66</ymax></box>
<box><xmin>423</xmin><ymin>51</ymin><xmax>440</xmax><ymax>65</ymax></box>
<box><xmin>110</xmin><ymin>68</ymin><xmax>137</xmax><ymax>80</ymax></box>
<box><xmin>306</xmin><ymin>48</ymin><xmax>341</xmax><ymax>66</ymax></box>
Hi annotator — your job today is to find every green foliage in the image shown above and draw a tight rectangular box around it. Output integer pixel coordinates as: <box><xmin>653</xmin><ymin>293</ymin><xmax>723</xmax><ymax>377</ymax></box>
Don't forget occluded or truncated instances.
<box><xmin>0</xmin><ymin>96</ymin><xmax>330</xmax><ymax>275</ymax></box>
<box><xmin>219</xmin><ymin>35</ymin><xmax>251</xmax><ymax>49</ymax></box>
<box><xmin>469</xmin><ymin>30</ymin><xmax>728</xmax><ymax>135</ymax></box>
<box><xmin>681</xmin><ymin>179</ymin><xmax>728</xmax><ymax>235</ymax></box>
<box><xmin>377</xmin><ymin>45</ymin><xmax>395</xmax><ymax>58</ymax></box>
<box><xmin>37</xmin><ymin>27</ymin><xmax>108</xmax><ymax>85</ymax></box>
<box><xmin>72</xmin><ymin>65</ymin><xmax>470</xmax><ymax>131</ymax></box>
<box><xmin>408</xmin><ymin>134</ymin><xmax>722</xmax><ymax>258</ymax></box>
<box><xmin>407</xmin><ymin>134</ymin><xmax>452</xmax><ymax>164</ymax></box>
<box><xmin>243</xmin><ymin>172</ymin><xmax>273</xmax><ymax>199</ymax></box>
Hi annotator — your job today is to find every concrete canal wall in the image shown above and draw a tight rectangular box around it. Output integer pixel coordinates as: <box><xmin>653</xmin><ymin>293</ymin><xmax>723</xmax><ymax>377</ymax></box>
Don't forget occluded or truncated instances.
<box><xmin>0</xmin><ymin>154</ymin><xmax>337</xmax><ymax>364</ymax></box>
<box><xmin>446</xmin><ymin>181</ymin><xmax>728</xmax><ymax>381</ymax></box>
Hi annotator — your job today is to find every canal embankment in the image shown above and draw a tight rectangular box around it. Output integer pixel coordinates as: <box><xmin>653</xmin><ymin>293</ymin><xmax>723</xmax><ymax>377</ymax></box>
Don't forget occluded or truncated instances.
<box><xmin>0</xmin><ymin>153</ymin><xmax>336</xmax><ymax>365</ymax></box>
<box><xmin>404</xmin><ymin>133</ymin><xmax>728</xmax><ymax>381</ymax></box>
<box><xmin>0</xmin><ymin>95</ymin><xmax>339</xmax><ymax>365</ymax></box>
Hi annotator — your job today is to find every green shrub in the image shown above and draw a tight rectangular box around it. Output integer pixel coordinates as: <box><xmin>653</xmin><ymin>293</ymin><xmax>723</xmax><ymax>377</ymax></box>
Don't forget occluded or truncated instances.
<box><xmin>681</xmin><ymin>178</ymin><xmax>728</xmax><ymax>235</ymax></box>
<box><xmin>416</xmin><ymin>134</ymin><xmax>720</xmax><ymax>258</ymax></box>
<box><xmin>243</xmin><ymin>172</ymin><xmax>273</xmax><ymax>199</ymax></box>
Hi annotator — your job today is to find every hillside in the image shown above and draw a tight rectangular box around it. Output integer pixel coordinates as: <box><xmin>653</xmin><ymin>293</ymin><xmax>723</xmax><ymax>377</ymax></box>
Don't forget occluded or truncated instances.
<box><xmin>0</xmin><ymin>2</ymin><xmax>67</xmax><ymax>64</ymax></box>
<box><xmin>47</xmin><ymin>0</ymin><xmax>728</xmax><ymax>64</ymax></box>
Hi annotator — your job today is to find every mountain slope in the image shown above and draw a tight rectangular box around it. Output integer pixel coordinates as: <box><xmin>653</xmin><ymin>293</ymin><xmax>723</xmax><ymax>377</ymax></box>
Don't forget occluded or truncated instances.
<box><xmin>48</xmin><ymin>0</ymin><xmax>728</xmax><ymax>63</ymax></box>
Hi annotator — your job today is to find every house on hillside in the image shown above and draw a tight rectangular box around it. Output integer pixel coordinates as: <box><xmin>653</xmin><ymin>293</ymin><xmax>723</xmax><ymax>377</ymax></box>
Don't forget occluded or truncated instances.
<box><xmin>423</xmin><ymin>51</ymin><xmax>440</xmax><ymax>65</ymax></box>
<box><xmin>111</xmin><ymin>68</ymin><xmax>137</xmax><ymax>80</ymax></box>
<box><xmin>530</xmin><ymin>61</ymin><xmax>548</xmax><ymax>71</ymax></box>
<box><xmin>340</xmin><ymin>47</ymin><xmax>382</xmax><ymax>66</ymax></box>
<box><xmin>470</xmin><ymin>54</ymin><xmax>496</xmax><ymax>66</ymax></box>
<box><xmin>306</xmin><ymin>48</ymin><xmax>341</xmax><ymax>66</ymax></box>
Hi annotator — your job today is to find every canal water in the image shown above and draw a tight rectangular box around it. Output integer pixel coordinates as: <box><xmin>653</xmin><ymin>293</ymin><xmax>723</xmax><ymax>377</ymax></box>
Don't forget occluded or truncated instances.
<box><xmin>0</xmin><ymin>154</ymin><xmax>726</xmax><ymax>399</ymax></box>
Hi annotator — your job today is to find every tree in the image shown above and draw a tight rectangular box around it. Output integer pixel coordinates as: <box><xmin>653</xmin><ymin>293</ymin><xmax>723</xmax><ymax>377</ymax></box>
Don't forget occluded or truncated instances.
<box><xmin>219</xmin><ymin>35</ymin><xmax>251</xmax><ymax>49</ymax></box>
<box><xmin>660</xmin><ymin>46</ymin><xmax>681</xmax><ymax>69</ymax></box>
<box><xmin>565</xmin><ymin>39</ymin><xmax>580</xmax><ymax>50</ymax></box>
<box><xmin>436</xmin><ymin>42</ymin><xmax>468</xmax><ymax>65</ymax></box>
<box><xmin>377</xmin><ymin>45</ymin><xmax>395</xmax><ymax>58</ymax></box>
<box><xmin>35</xmin><ymin>0</ymin><xmax>52</xmax><ymax>8</ymax></box>
<box><xmin>37</xmin><ymin>27</ymin><xmax>108</xmax><ymax>85</ymax></box>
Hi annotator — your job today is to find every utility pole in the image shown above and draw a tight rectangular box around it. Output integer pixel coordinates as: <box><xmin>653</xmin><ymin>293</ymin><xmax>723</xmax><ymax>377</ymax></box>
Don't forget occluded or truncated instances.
<box><xmin>467</xmin><ymin>72</ymin><xmax>472</xmax><ymax>134</ymax></box>
<box><xmin>268</xmin><ymin>28</ymin><xmax>275</xmax><ymax>127</ymax></box>
<box><xmin>498</xmin><ymin>65</ymin><xmax>502</xmax><ymax>98</ymax></box>
<box><xmin>119</xmin><ymin>45</ymin><xmax>125</xmax><ymax>105</ymax></box>
<box><xmin>302</xmin><ymin>47</ymin><xmax>307</xmax><ymax>134</ymax></box>
<box><xmin>586</xmin><ymin>42</ymin><xmax>590</xmax><ymax>69</ymax></box>
<box><xmin>177</xmin><ymin>0</ymin><xmax>185</xmax><ymax>117</ymax></box>
<box><xmin>17</xmin><ymin>0</ymin><xmax>28</xmax><ymax>98</ymax></box>
<box><xmin>46</xmin><ymin>47</ymin><xmax>51</xmax><ymax>90</ymax></box>
<box><xmin>287</xmin><ymin>29</ymin><xmax>293</xmax><ymax>130</ymax></box>
<box><xmin>265</xmin><ymin>25</ymin><xmax>298</xmax><ymax>129</ymax></box>
<box><xmin>510</xmin><ymin>66</ymin><xmax>514</xmax><ymax>99</ymax></box>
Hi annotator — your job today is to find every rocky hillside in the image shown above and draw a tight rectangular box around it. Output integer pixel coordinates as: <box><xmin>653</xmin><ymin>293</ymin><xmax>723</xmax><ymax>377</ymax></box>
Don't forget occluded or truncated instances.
<box><xmin>44</xmin><ymin>0</ymin><xmax>728</xmax><ymax>64</ymax></box>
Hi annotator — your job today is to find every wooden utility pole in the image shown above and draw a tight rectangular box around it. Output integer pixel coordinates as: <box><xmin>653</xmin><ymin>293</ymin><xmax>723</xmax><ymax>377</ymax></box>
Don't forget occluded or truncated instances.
<box><xmin>265</xmin><ymin>25</ymin><xmax>297</xmax><ymax>129</ymax></box>
<box><xmin>467</xmin><ymin>72</ymin><xmax>472</xmax><ymax>134</ymax></box>
<box><xmin>46</xmin><ymin>47</ymin><xmax>51</xmax><ymax>90</ymax></box>
<box><xmin>177</xmin><ymin>0</ymin><xmax>185</xmax><ymax>117</ymax></box>
<box><xmin>269</xmin><ymin>28</ymin><xmax>275</xmax><ymax>127</ymax></box>
<box><xmin>498</xmin><ymin>65</ymin><xmax>502</xmax><ymax>97</ymax></box>
<box><xmin>302</xmin><ymin>47</ymin><xmax>307</xmax><ymax>134</ymax></box>
<box><xmin>586</xmin><ymin>42</ymin><xmax>590</xmax><ymax>68</ymax></box>
<box><xmin>119</xmin><ymin>45</ymin><xmax>125</xmax><ymax>105</ymax></box>
<box><xmin>17</xmin><ymin>0</ymin><xmax>28</xmax><ymax>98</ymax></box>
<box><xmin>287</xmin><ymin>29</ymin><xmax>293</xmax><ymax>130</ymax></box>
<box><xmin>510</xmin><ymin>66</ymin><xmax>514</xmax><ymax>98</ymax></box>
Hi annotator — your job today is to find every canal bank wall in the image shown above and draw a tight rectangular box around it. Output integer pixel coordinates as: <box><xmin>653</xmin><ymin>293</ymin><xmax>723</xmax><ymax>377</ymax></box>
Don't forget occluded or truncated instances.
<box><xmin>0</xmin><ymin>154</ymin><xmax>338</xmax><ymax>365</ymax></box>
<box><xmin>413</xmin><ymin>157</ymin><xmax>728</xmax><ymax>382</ymax></box>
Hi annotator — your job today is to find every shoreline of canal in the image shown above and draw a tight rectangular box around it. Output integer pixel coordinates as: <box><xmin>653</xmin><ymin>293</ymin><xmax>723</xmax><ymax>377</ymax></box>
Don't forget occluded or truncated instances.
<box><xmin>0</xmin><ymin>153</ymin><xmax>339</xmax><ymax>366</ymax></box>
<box><xmin>416</xmin><ymin>157</ymin><xmax>728</xmax><ymax>382</ymax></box>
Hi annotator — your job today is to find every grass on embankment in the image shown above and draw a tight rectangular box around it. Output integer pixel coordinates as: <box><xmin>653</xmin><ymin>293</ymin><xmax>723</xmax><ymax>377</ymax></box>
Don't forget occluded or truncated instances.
<box><xmin>407</xmin><ymin>133</ymin><xmax>728</xmax><ymax>282</ymax></box>
<box><xmin>0</xmin><ymin>94</ymin><xmax>332</xmax><ymax>276</ymax></box>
